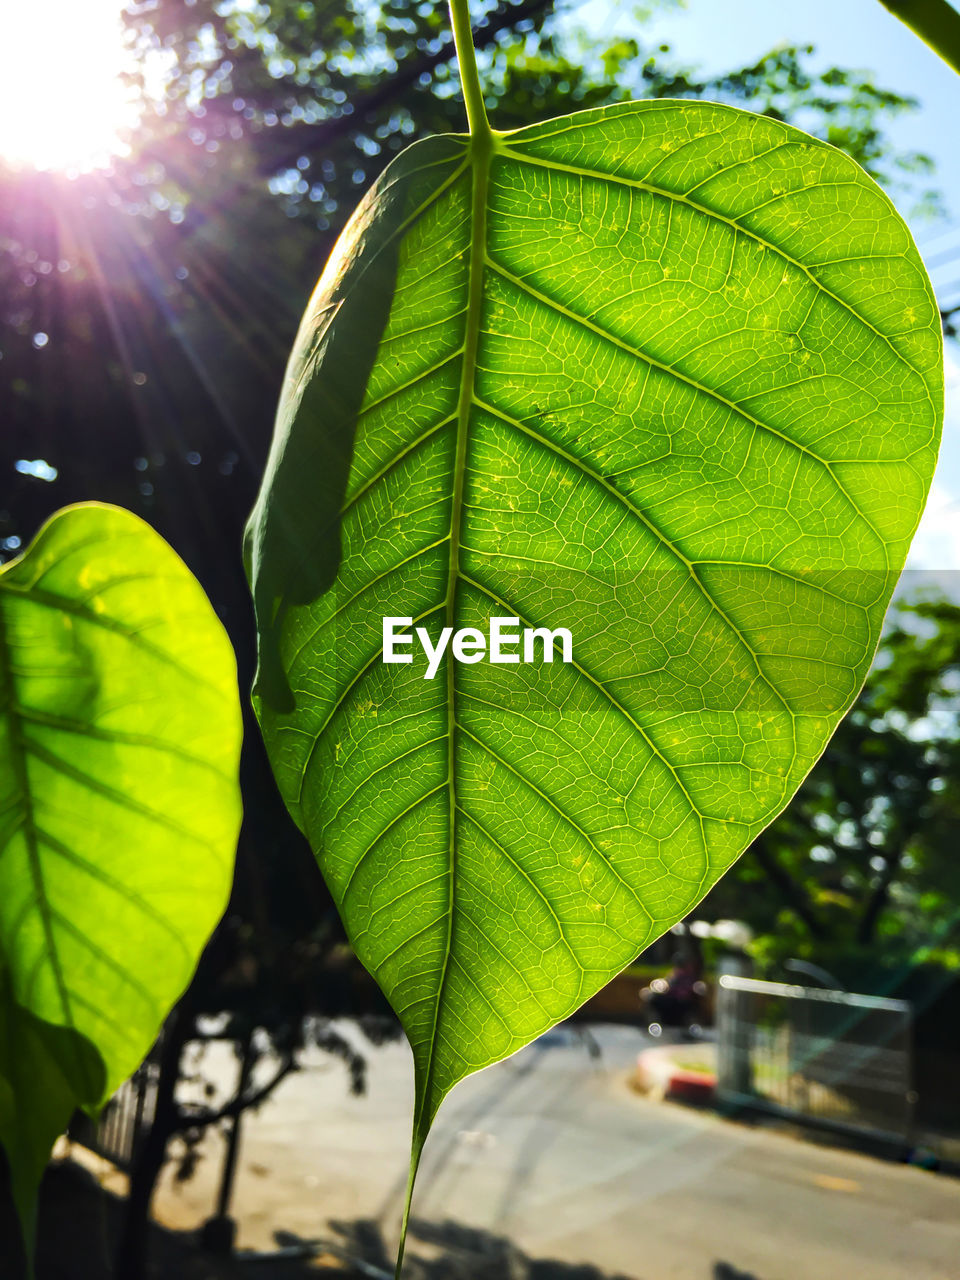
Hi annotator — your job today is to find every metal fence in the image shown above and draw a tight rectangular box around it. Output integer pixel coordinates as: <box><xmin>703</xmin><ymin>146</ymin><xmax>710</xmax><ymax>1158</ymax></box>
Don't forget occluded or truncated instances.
<box><xmin>716</xmin><ymin>975</ymin><xmax>915</xmax><ymax>1143</ymax></box>
<box><xmin>69</xmin><ymin>1052</ymin><xmax>161</xmax><ymax>1170</ymax></box>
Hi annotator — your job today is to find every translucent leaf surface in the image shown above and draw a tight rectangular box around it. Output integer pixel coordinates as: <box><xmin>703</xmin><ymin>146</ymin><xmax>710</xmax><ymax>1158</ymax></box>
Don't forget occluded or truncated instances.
<box><xmin>0</xmin><ymin>504</ymin><xmax>242</xmax><ymax>1242</ymax></box>
<box><xmin>246</xmin><ymin>100</ymin><xmax>942</xmax><ymax>1192</ymax></box>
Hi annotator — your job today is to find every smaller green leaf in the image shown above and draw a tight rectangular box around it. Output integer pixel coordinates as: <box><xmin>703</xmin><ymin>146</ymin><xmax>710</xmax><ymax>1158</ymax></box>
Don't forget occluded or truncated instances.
<box><xmin>0</xmin><ymin>504</ymin><xmax>243</xmax><ymax>1252</ymax></box>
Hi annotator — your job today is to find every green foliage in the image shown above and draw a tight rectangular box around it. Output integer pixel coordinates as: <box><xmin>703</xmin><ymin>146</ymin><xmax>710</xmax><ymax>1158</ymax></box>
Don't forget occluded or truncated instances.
<box><xmin>121</xmin><ymin>0</ymin><xmax>941</xmax><ymax>227</ymax></box>
<box><xmin>0</xmin><ymin>504</ymin><xmax>242</xmax><ymax>1250</ymax></box>
<box><xmin>246</xmin><ymin>73</ymin><xmax>942</xmax><ymax>1266</ymax></box>
<box><xmin>705</xmin><ymin>597</ymin><xmax>960</xmax><ymax>975</ymax></box>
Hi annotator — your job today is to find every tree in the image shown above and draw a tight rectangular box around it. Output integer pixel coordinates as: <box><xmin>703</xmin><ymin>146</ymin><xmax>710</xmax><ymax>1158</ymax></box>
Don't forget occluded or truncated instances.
<box><xmin>122</xmin><ymin>0</ymin><xmax>940</xmax><ymax>221</ymax></box>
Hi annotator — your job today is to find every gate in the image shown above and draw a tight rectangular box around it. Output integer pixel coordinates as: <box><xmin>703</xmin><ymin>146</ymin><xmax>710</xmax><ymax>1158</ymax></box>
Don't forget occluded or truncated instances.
<box><xmin>716</xmin><ymin>975</ymin><xmax>915</xmax><ymax>1142</ymax></box>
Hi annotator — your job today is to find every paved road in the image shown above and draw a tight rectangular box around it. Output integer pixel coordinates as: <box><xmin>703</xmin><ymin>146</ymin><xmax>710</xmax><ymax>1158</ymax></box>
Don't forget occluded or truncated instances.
<box><xmin>153</xmin><ymin>1025</ymin><xmax>960</xmax><ymax>1279</ymax></box>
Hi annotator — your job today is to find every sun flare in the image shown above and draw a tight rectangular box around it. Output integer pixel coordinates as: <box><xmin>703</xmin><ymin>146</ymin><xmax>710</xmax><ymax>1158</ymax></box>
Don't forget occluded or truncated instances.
<box><xmin>0</xmin><ymin>0</ymin><xmax>138</xmax><ymax>171</ymax></box>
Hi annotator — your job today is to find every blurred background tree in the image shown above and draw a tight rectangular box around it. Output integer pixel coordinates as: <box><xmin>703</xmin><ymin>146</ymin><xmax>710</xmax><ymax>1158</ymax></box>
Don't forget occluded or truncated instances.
<box><xmin>700</xmin><ymin>599</ymin><xmax>960</xmax><ymax>980</ymax></box>
<box><xmin>0</xmin><ymin>0</ymin><xmax>955</xmax><ymax>1271</ymax></box>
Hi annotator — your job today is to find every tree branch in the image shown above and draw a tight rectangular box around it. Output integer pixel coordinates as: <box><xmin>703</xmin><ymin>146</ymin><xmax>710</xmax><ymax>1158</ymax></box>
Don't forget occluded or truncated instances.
<box><xmin>856</xmin><ymin>863</ymin><xmax>897</xmax><ymax>947</ymax></box>
<box><xmin>116</xmin><ymin>1012</ymin><xmax>191</xmax><ymax>1280</ymax></box>
<box><xmin>172</xmin><ymin>1054</ymin><xmax>298</xmax><ymax>1133</ymax></box>
<box><xmin>751</xmin><ymin>836</ymin><xmax>826</xmax><ymax>940</ymax></box>
<box><xmin>857</xmin><ymin>833</ymin><xmax>915</xmax><ymax>946</ymax></box>
<box><xmin>877</xmin><ymin>0</ymin><xmax>960</xmax><ymax>75</ymax></box>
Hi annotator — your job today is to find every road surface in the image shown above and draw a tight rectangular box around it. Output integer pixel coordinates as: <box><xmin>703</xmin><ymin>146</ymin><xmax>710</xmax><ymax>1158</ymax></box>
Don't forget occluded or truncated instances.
<box><xmin>151</xmin><ymin>1025</ymin><xmax>960</xmax><ymax>1279</ymax></box>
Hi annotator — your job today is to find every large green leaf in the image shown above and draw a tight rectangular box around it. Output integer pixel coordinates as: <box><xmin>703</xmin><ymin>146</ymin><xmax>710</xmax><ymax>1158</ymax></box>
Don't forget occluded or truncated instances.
<box><xmin>0</xmin><ymin>504</ymin><xmax>242</xmax><ymax>1245</ymax></box>
<box><xmin>246</xmin><ymin>97</ymin><xmax>941</xmax><ymax>1223</ymax></box>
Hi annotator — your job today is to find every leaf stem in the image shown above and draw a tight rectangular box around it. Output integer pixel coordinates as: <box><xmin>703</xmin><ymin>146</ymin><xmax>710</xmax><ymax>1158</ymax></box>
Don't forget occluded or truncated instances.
<box><xmin>877</xmin><ymin>0</ymin><xmax>960</xmax><ymax>74</ymax></box>
<box><xmin>449</xmin><ymin>0</ymin><xmax>492</xmax><ymax>138</ymax></box>
<box><xmin>395</xmin><ymin>1130</ymin><xmax>426</xmax><ymax>1280</ymax></box>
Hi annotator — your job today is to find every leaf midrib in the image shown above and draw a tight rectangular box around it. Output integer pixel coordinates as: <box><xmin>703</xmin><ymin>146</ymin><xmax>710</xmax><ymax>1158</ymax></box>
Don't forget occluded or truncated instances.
<box><xmin>416</xmin><ymin>132</ymin><xmax>492</xmax><ymax>1134</ymax></box>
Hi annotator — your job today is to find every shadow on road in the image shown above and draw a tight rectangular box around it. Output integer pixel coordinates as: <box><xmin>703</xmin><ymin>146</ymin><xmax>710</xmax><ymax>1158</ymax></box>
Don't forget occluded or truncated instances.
<box><xmin>2</xmin><ymin>1155</ymin><xmax>763</xmax><ymax>1280</ymax></box>
<box><xmin>324</xmin><ymin>1215</ymin><xmax>642</xmax><ymax>1277</ymax></box>
<box><xmin>323</xmin><ymin>1218</ymin><xmax>761</xmax><ymax>1279</ymax></box>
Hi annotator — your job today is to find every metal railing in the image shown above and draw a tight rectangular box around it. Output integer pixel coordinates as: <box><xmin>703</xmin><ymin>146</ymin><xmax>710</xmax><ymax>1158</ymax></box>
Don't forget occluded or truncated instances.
<box><xmin>69</xmin><ymin>1052</ymin><xmax>161</xmax><ymax>1170</ymax></box>
<box><xmin>716</xmin><ymin>975</ymin><xmax>915</xmax><ymax>1142</ymax></box>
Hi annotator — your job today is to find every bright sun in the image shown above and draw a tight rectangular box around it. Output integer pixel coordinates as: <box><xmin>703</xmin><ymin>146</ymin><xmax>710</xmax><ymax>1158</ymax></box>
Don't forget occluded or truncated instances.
<box><xmin>0</xmin><ymin>0</ymin><xmax>138</xmax><ymax>171</ymax></box>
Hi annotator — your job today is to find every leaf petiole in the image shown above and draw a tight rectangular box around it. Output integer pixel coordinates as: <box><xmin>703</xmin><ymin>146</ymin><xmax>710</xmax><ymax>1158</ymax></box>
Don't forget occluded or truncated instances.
<box><xmin>449</xmin><ymin>0</ymin><xmax>492</xmax><ymax>140</ymax></box>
